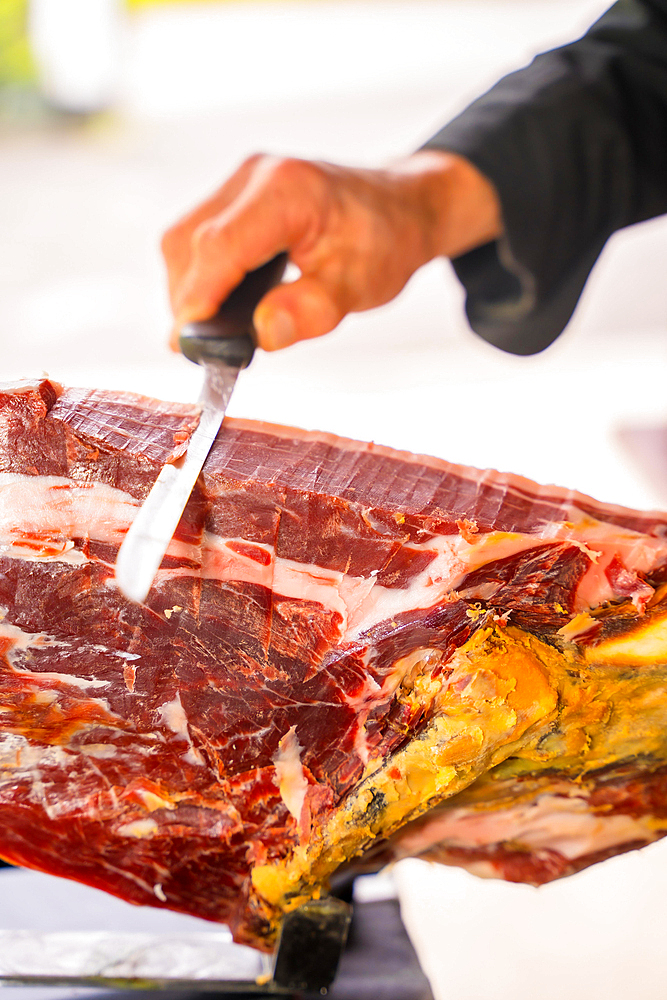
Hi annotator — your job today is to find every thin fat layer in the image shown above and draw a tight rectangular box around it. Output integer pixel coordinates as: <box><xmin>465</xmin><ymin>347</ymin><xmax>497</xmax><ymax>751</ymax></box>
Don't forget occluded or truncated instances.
<box><xmin>2</xmin><ymin>473</ymin><xmax>667</xmax><ymax>640</ymax></box>
<box><xmin>391</xmin><ymin>791</ymin><xmax>657</xmax><ymax>865</ymax></box>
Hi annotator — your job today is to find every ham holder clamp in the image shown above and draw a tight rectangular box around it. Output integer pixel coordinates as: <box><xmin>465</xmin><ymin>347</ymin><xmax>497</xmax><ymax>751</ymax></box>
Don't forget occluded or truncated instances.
<box><xmin>0</xmin><ymin>875</ymin><xmax>433</xmax><ymax>999</ymax></box>
<box><xmin>0</xmin><ymin>895</ymin><xmax>351</xmax><ymax>992</ymax></box>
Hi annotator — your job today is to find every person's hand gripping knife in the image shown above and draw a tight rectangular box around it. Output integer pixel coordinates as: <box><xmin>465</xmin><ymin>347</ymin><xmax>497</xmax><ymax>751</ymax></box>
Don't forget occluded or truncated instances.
<box><xmin>116</xmin><ymin>152</ymin><xmax>500</xmax><ymax>603</ymax></box>
<box><xmin>162</xmin><ymin>151</ymin><xmax>502</xmax><ymax>353</ymax></box>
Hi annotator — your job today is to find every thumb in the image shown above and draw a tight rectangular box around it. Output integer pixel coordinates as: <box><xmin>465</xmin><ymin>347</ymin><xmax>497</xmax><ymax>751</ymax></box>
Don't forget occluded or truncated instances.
<box><xmin>253</xmin><ymin>275</ymin><xmax>346</xmax><ymax>351</ymax></box>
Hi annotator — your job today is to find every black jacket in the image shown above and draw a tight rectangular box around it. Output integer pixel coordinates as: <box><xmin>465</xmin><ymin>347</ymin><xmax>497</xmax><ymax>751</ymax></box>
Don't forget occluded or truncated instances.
<box><xmin>423</xmin><ymin>0</ymin><xmax>667</xmax><ymax>355</ymax></box>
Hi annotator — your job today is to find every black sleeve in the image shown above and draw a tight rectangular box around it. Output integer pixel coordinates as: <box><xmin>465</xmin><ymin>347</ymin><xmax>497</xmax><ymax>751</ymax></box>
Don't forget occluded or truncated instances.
<box><xmin>422</xmin><ymin>0</ymin><xmax>667</xmax><ymax>355</ymax></box>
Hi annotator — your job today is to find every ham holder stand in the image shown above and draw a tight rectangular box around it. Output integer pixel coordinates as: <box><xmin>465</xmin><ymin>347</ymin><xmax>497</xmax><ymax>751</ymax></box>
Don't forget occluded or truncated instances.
<box><xmin>0</xmin><ymin>866</ymin><xmax>433</xmax><ymax>1000</ymax></box>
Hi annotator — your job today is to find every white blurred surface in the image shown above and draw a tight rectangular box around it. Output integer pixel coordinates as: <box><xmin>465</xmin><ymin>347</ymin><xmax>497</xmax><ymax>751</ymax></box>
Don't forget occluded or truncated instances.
<box><xmin>395</xmin><ymin>843</ymin><xmax>667</xmax><ymax>1000</ymax></box>
<box><xmin>29</xmin><ymin>0</ymin><xmax>123</xmax><ymax>112</ymax></box>
<box><xmin>2</xmin><ymin>2</ymin><xmax>667</xmax><ymax>998</ymax></box>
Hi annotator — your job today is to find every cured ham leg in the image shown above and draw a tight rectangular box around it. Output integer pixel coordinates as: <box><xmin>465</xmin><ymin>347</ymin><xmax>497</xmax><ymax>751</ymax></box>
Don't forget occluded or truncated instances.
<box><xmin>1</xmin><ymin>378</ymin><xmax>667</xmax><ymax>949</ymax></box>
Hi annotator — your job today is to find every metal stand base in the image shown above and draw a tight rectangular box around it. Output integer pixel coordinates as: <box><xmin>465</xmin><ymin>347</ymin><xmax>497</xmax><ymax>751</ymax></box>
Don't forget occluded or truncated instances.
<box><xmin>0</xmin><ymin>867</ymin><xmax>433</xmax><ymax>1000</ymax></box>
<box><xmin>111</xmin><ymin>898</ymin><xmax>433</xmax><ymax>1000</ymax></box>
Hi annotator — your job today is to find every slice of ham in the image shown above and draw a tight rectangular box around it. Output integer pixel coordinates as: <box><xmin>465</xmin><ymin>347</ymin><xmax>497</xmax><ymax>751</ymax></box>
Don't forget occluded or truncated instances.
<box><xmin>2</xmin><ymin>378</ymin><xmax>667</xmax><ymax>949</ymax></box>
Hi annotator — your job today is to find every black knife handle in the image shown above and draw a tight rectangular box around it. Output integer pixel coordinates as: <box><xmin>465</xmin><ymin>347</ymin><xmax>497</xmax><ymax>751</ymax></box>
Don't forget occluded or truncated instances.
<box><xmin>179</xmin><ymin>252</ymin><xmax>289</xmax><ymax>369</ymax></box>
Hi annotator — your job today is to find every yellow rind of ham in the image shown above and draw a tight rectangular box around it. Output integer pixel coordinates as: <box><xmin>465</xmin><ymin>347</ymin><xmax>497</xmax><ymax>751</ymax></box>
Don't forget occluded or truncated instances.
<box><xmin>250</xmin><ymin>607</ymin><xmax>667</xmax><ymax>935</ymax></box>
<box><xmin>250</xmin><ymin>625</ymin><xmax>560</xmax><ymax>920</ymax></box>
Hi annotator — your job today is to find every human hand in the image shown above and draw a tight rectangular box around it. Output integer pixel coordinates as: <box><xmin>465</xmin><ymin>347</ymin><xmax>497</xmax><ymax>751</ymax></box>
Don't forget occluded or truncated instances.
<box><xmin>162</xmin><ymin>150</ymin><xmax>502</xmax><ymax>352</ymax></box>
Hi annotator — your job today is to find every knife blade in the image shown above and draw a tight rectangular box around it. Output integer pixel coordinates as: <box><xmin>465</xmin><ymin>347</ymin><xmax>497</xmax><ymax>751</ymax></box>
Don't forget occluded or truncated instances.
<box><xmin>115</xmin><ymin>253</ymin><xmax>288</xmax><ymax>604</ymax></box>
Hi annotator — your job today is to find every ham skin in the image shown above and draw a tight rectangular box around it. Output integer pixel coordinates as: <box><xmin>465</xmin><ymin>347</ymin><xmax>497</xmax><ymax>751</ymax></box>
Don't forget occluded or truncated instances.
<box><xmin>2</xmin><ymin>378</ymin><xmax>667</xmax><ymax>948</ymax></box>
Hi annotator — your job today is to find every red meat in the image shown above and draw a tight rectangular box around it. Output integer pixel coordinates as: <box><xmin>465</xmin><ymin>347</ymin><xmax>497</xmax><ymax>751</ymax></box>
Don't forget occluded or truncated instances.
<box><xmin>1</xmin><ymin>379</ymin><xmax>667</xmax><ymax>948</ymax></box>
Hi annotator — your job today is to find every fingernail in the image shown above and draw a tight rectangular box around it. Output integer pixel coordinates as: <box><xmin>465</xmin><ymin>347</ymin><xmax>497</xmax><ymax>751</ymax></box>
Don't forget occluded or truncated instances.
<box><xmin>255</xmin><ymin>307</ymin><xmax>295</xmax><ymax>350</ymax></box>
<box><xmin>168</xmin><ymin>325</ymin><xmax>181</xmax><ymax>352</ymax></box>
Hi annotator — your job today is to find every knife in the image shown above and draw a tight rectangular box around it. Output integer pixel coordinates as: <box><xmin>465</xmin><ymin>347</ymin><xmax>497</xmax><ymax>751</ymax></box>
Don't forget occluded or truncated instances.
<box><xmin>115</xmin><ymin>252</ymin><xmax>288</xmax><ymax>604</ymax></box>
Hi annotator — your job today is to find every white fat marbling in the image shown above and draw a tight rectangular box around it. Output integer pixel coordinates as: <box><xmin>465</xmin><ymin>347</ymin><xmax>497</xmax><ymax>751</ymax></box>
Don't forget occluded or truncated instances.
<box><xmin>3</xmin><ymin>473</ymin><xmax>667</xmax><ymax>648</ymax></box>
<box><xmin>272</xmin><ymin>726</ymin><xmax>308</xmax><ymax>822</ymax></box>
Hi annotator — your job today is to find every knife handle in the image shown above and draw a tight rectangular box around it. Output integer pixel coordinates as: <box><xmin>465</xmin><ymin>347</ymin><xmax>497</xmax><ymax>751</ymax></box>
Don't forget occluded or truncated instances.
<box><xmin>179</xmin><ymin>252</ymin><xmax>289</xmax><ymax>369</ymax></box>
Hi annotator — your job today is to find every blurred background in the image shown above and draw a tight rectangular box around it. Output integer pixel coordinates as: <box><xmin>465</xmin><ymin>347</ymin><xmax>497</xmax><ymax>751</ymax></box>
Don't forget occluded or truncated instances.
<box><xmin>1</xmin><ymin>2</ymin><xmax>667</xmax><ymax>998</ymax></box>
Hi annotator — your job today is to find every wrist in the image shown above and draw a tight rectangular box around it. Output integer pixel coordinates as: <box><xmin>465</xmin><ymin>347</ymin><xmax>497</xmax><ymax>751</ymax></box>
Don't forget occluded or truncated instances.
<box><xmin>390</xmin><ymin>150</ymin><xmax>503</xmax><ymax>261</ymax></box>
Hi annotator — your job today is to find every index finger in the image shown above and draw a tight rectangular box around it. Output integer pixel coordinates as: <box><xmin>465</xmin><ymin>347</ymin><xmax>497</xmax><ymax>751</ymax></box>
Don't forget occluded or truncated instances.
<box><xmin>172</xmin><ymin>157</ymin><xmax>325</xmax><ymax>327</ymax></box>
<box><xmin>161</xmin><ymin>154</ymin><xmax>266</xmax><ymax>311</ymax></box>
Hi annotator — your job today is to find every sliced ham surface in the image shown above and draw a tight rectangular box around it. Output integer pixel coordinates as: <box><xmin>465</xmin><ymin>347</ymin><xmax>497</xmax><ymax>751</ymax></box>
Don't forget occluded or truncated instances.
<box><xmin>2</xmin><ymin>378</ymin><xmax>667</xmax><ymax>949</ymax></box>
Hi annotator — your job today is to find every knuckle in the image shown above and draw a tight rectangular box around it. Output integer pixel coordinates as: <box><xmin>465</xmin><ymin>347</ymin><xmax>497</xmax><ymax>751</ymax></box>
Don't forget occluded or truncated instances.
<box><xmin>243</xmin><ymin>155</ymin><xmax>327</xmax><ymax>210</ymax></box>
<box><xmin>271</xmin><ymin>156</ymin><xmax>315</xmax><ymax>187</ymax></box>
<box><xmin>241</xmin><ymin>151</ymin><xmax>266</xmax><ymax>171</ymax></box>
<box><xmin>192</xmin><ymin>220</ymin><xmax>226</xmax><ymax>255</ymax></box>
<box><xmin>270</xmin><ymin>155</ymin><xmax>297</xmax><ymax>179</ymax></box>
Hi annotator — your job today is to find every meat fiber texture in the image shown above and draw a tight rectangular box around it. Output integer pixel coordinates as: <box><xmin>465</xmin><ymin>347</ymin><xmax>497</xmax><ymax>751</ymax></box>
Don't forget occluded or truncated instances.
<box><xmin>3</xmin><ymin>379</ymin><xmax>667</xmax><ymax>949</ymax></box>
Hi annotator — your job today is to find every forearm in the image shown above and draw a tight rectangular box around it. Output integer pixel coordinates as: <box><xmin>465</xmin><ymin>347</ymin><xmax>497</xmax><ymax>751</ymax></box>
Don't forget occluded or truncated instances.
<box><xmin>162</xmin><ymin>151</ymin><xmax>503</xmax><ymax>352</ymax></box>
